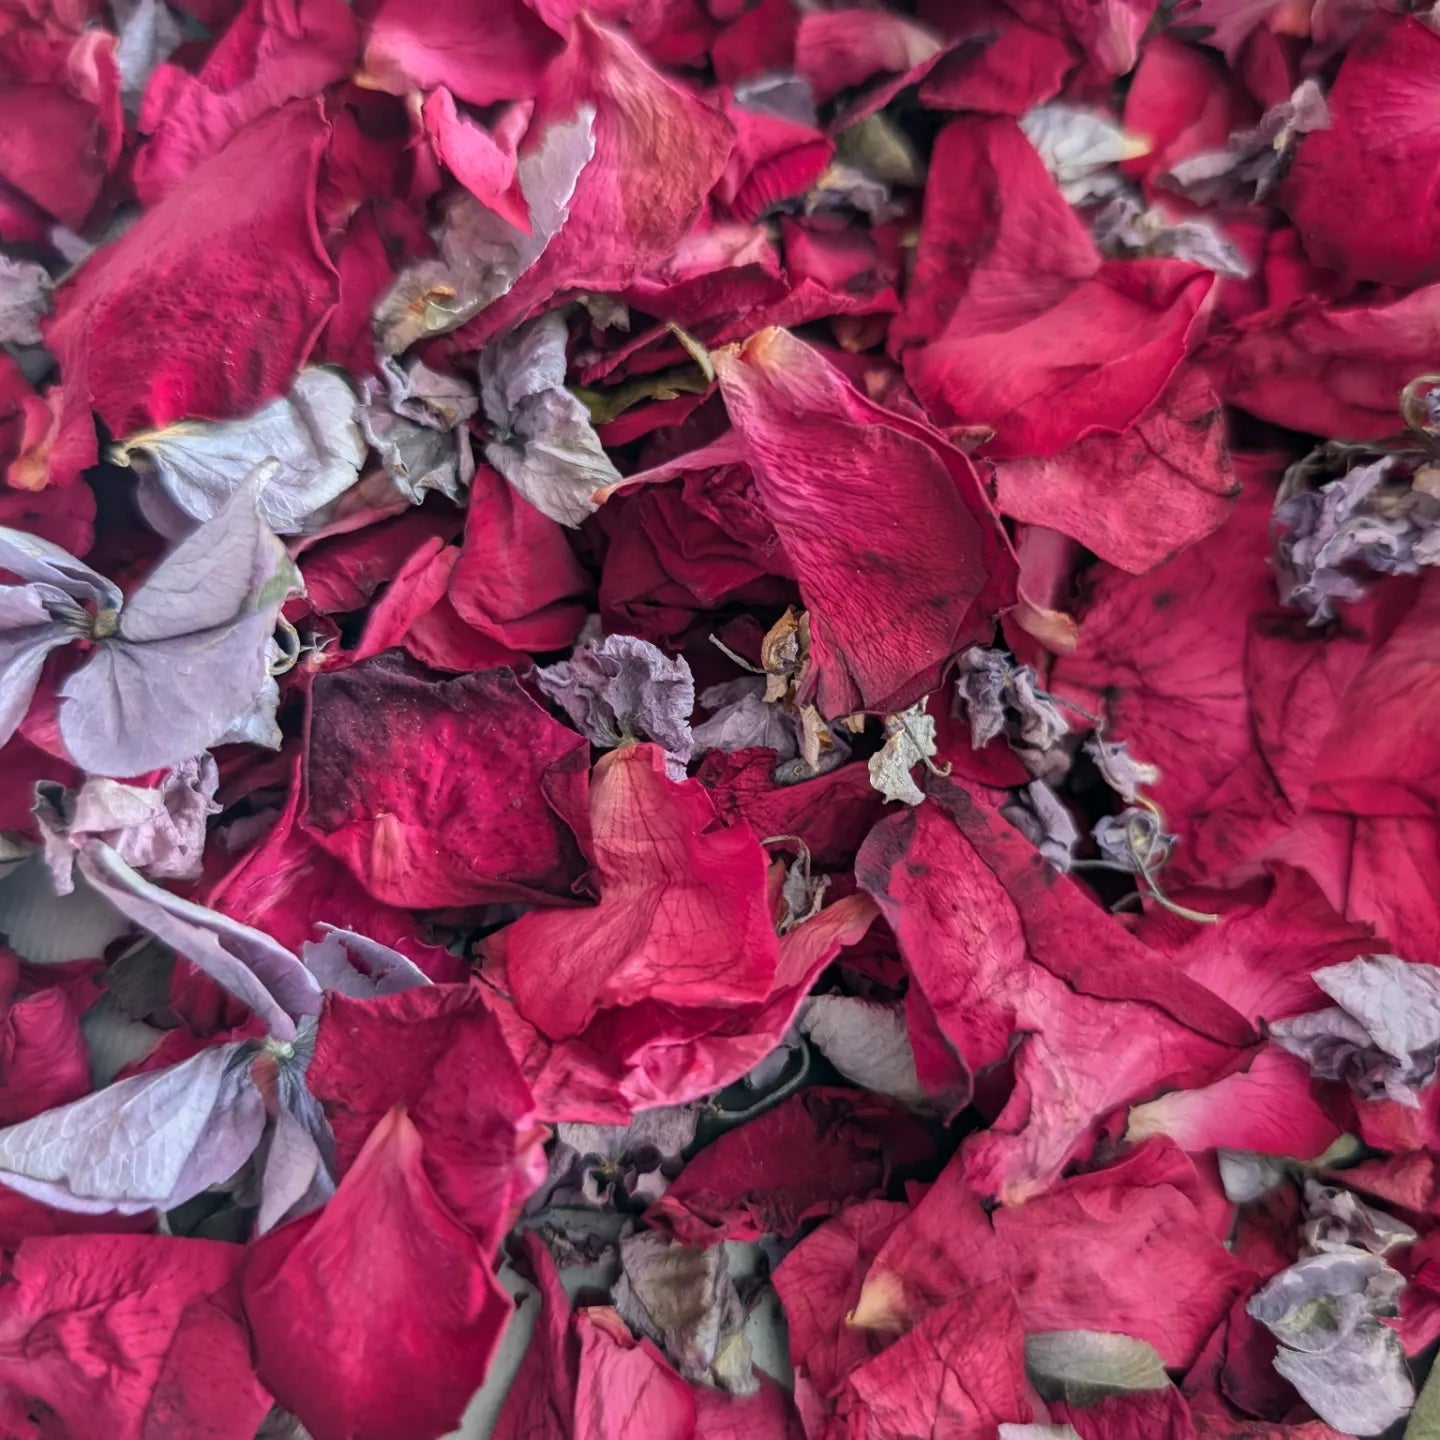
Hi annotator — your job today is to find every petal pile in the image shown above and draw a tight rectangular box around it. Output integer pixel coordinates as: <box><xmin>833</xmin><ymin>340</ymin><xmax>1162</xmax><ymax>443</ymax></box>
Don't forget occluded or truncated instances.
<box><xmin>0</xmin><ymin>3</ymin><xmax>1438</xmax><ymax>1439</ymax></box>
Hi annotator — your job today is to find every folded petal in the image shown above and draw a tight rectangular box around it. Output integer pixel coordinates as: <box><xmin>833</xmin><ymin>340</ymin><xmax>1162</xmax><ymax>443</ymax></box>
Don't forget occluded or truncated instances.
<box><xmin>858</xmin><ymin>785</ymin><xmax>1250</xmax><ymax>1202</ymax></box>
<box><xmin>77</xmin><ymin>839</ymin><xmax>321</xmax><ymax>1039</ymax></box>
<box><xmin>115</xmin><ymin>369</ymin><xmax>366</xmax><ymax>538</ymax></box>
<box><xmin>894</xmin><ymin>116</ymin><xmax>1211</xmax><ymax>457</ymax></box>
<box><xmin>991</xmin><ymin>366</ymin><xmax>1238</xmax><ymax>572</ymax></box>
<box><xmin>357</xmin><ymin>0</ymin><xmax>560</xmax><ymax>105</ymax></box>
<box><xmin>451</xmin><ymin>15</ymin><xmax>733</xmax><ymax>348</ymax></box>
<box><xmin>712</xmin><ymin>327</ymin><xmax>1018</xmax><ymax>716</ymax></box>
<box><xmin>1277</xmin><ymin>16</ymin><xmax>1440</xmax><ymax>287</ymax></box>
<box><xmin>503</xmin><ymin>743</ymin><xmax>777</xmax><ymax>1040</ymax></box>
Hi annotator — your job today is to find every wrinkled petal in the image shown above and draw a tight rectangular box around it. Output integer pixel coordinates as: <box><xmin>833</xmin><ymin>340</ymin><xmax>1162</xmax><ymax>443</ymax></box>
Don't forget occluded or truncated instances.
<box><xmin>115</xmin><ymin>369</ymin><xmax>366</xmax><ymax>538</ymax></box>
<box><xmin>0</xmin><ymin>1040</ymin><xmax>263</xmax><ymax>1214</ymax></box>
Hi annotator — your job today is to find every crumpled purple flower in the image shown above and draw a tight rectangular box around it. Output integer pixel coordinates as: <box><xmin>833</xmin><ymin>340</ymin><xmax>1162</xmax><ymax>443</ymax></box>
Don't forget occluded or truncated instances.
<box><xmin>1247</xmin><ymin>1247</ymin><xmax>1414</xmax><ymax>1436</ymax></box>
<box><xmin>536</xmin><ymin>633</ymin><xmax>694</xmax><ymax>772</ymax></box>
<box><xmin>693</xmin><ymin>678</ymin><xmax>852</xmax><ymax>787</ymax></box>
<box><xmin>1085</xmin><ymin>737</ymin><xmax>1160</xmax><ymax>803</ymax></box>
<box><xmin>1092</xmin><ymin>807</ymin><xmax>1174</xmax><ymax>874</ymax></box>
<box><xmin>357</xmin><ymin>354</ymin><xmax>478</xmax><ymax>504</ymax></box>
<box><xmin>1275</xmin><ymin>457</ymin><xmax>1440</xmax><ymax>623</ymax></box>
<box><xmin>1001</xmin><ymin>781</ymin><xmax>1079</xmax><ymax>872</ymax></box>
<box><xmin>532</xmin><ymin>1104</ymin><xmax>701</xmax><ymax>1210</ymax></box>
<box><xmin>0</xmin><ymin>255</ymin><xmax>52</xmax><ymax>346</ymax></box>
<box><xmin>34</xmin><ymin>755</ymin><xmax>220</xmax><ymax>894</ymax></box>
<box><xmin>954</xmin><ymin>646</ymin><xmax>1070</xmax><ymax>769</ymax></box>
<box><xmin>479</xmin><ymin>309</ymin><xmax>620</xmax><ymax>527</ymax></box>
<box><xmin>612</xmin><ymin>1229</ymin><xmax>755</xmax><ymax>1394</ymax></box>
<box><xmin>1301</xmin><ymin>1180</ymin><xmax>1416</xmax><ymax>1258</ymax></box>
<box><xmin>692</xmin><ymin>678</ymin><xmax>798</xmax><ymax>760</ymax></box>
<box><xmin>1271</xmin><ymin>953</ymin><xmax>1440</xmax><ymax>1106</ymax></box>
<box><xmin>1091</xmin><ymin>193</ymin><xmax>1249</xmax><ymax>279</ymax></box>
<box><xmin>1163</xmin><ymin>79</ymin><xmax>1330</xmax><ymax>204</ymax></box>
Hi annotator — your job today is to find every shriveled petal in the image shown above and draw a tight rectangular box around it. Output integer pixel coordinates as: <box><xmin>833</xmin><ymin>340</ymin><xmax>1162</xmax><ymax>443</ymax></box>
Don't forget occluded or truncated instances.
<box><xmin>480</xmin><ymin>310</ymin><xmax>620</xmax><ymax>527</ymax></box>
<box><xmin>117</xmin><ymin>369</ymin><xmax>367</xmax><ymax>537</ymax></box>
<box><xmin>375</xmin><ymin>107</ymin><xmax>596</xmax><ymax>354</ymax></box>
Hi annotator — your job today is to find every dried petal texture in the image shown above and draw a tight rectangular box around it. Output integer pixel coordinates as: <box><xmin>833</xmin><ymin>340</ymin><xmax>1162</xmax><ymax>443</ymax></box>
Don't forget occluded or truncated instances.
<box><xmin>851</xmin><ymin>1143</ymin><xmax>1246</xmax><ymax>1369</ymax></box>
<box><xmin>992</xmin><ymin>366</ymin><xmax>1238</xmax><ymax>573</ymax></box>
<box><xmin>307</xmin><ymin>983</ymin><xmax>544</xmax><ymax>1248</ymax></box>
<box><xmin>448</xmin><ymin>462</ymin><xmax>590</xmax><ymax>653</ymax></box>
<box><xmin>0</xmin><ymin>35</ymin><xmax>123</xmax><ymax>229</ymax></box>
<box><xmin>1020</xmin><ymin>104</ymin><xmax>1147</xmax><ymax>204</ymax></box>
<box><xmin>613</xmin><ymin>1230</ymin><xmax>753</xmax><ymax>1391</ymax></box>
<box><xmin>302</xmin><ymin>653</ymin><xmax>592</xmax><ymax>909</ymax></box>
<box><xmin>116</xmin><ymin>368</ymin><xmax>366</xmax><ymax>537</ymax></box>
<box><xmin>894</xmin><ymin>117</ymin><xmax>1212</xmax><ymax>457</ymax></box>
<box><xmin>1125</xmin><ymin>1045</ymin><xmax>1341</xmax><ymax>1159</ymax></box>
<box><xmin>573</xmin><ymin>1306</ymin><xmax>697</xmax><ymax>1439</ymax></box>
<box><xmin>1247</xmin><ymin>1250</ymin><xmax>1414</xmax><ymax>1435</ymax></box>
<box><xmin>301</xmin><ymin>926</ymin><xmax>430</xmax><ymax>1001</ymax></box>
<box><xmin>243</xmin><ymin>1106</ymin><xmax>513</xmax><ymax>1440</ymax></box>
<box><xmin>357</xmin><ymin>0</ymin><xmax>561</xmax><ymax>105</ymax></box>
<box><xmin>0</xmin><ymin>256</ymin><xmax>50</xmax><ymax>346</ymax></box>
<box><xmin>1272</xmin><ymin>953</ymin><xmax>1440</xmax><ymax>1106</ymax></box>
<box><xmin>504</xmin><ymin>743</ymin><xmax>777</xmax><ymax>1040</ymax></box>
<box><xmin>0</xmin><ymin>1039</ymin><xmax>263</xmax><ymax>1214</ymax></box>
<box><xmin>0</xmin><ymin>987</ymin><xmax>91</xmax><ymax>1124</ymax></box>
<box><xmin>1046</xmin><ymin>482</ymin><xmax>1278</xmax><ymax>879</ymax></box>
<box><xmin>1310</xmin><ymin>572</ymin><xmax>1440</xmax><ymax>818</ymax></box>
<box><xmin>452</xmin><ymin>16</ymin><xmax>734</xmax><ymax>348</ymax></box>
<box><xmin>76</xmin><ymin>840</ymin><xmax>322</xmax><ymax>1041</ymax></box>
<box><xmin>421</xmin><ymin>90</ymin><xmax>530</xmax><ymax>229</ymax></box>
<box><xmin>46</xmin><ymin>100</ymin><xmax>338</xmax><ymax>488</ymax></box>
<box><xmin>39</xmin><ymin>755</ymin><xmax>219</xmax><ymax>888</ymax></box>
<box><xmin>134</xmin><ymin>0</ymin><xmax>359</xmax><ymax>203</ymax></box>
<box><xmin>774</xmin><ymin>1198</ymin><xmax>908</xmax><ymax>1401</ymax></box>
<box><xmin>0</xmin><ymin>1233</ymin><xmax>270</xmax><ymax>1440</ymax></box>
<box><xmin>1278</xmin><ymin>17</ymin><xmax>1440</xmax><ymax>287</ymax></box>
<box><xmin>693</xmin><ymin>1376</ymin><xmax>804</xmax><ymax>1440</ymax></box>
<box><xmin>834</xmin><ymin>1279</ymin><xmax>1031</xmax><ymax>1439</ymax></box>
<box><xmin>1157</xmin><ymin>866</ymin><xmax>1376</xmax><ymax>1025</ymax></box>
<box><xmin>536</xmin><ymin>633</ymin><xmax>694</xmax><ymax>764</ymax></box>
<box><xmin>489</xmin><ymin>891</ymin><xmax>876</xmax><ymax>1119</ymax></box>
<box><xmin>858</xmin><ymin>785</ymin><xmax>1250</xmax><ymax>1202</ymax></box>
<box><xmin>480</xmin><ymin>310</ymin><xmax>619</xmax><ymax>527</ymax></box>
<box><xmin>357</xmin><ymin>356</ymin><xmax>477</xmax><ymax>506</ymax></box>
<box><xmin>650</xmin><ymin>1088</ymin><xmax>910</xmax><ymax>1243</ymax></box>
<box><xmin>1202</xmin><ymin>274</ymin><xmax>1440</xmax><ymax>441</ymax></box>
<box><xmin>374</xmin><ymin>108</ymin><xmax>595</xmax><ymax>355</ymax></box>
<box><xmin>205</xmin><ymin>759</ymin><xmax>436</xmax><ymax>963</ymax></box>
<box><xmin>798</xmin><ymin>995</ymin><xmax>926</xmax><ymax>1107</ymax></box>
<box><xmin>713</xmin><ymin>328</ymin><xmax>1017</xmax><ymax>717</ymax></box>
<box><xmin>597</xmin><ymin>461</ymin><xmax>795</xmax><ymax>651</ymax></box>
<box><xmin>795</xmin><ymin>8</ymin><xmax>943</xmax><ymax>106</ymax></box>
